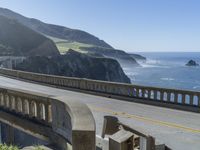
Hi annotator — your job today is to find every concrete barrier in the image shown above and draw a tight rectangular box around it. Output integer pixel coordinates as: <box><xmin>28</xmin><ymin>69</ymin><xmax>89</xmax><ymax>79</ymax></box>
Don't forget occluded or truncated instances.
<box><xmin>100</xmin><ymin>116</ymin><xmax>163</xmax><ymax>150</ymax></box>
<box><xmin>0</xmin><ymin>68</ymin><xmax>199</xmax><ymax>113</ymax></box>
<box><xmin>0</xmin><ymin>85</ymin><xmax>96</xmax><ymax>150</ymax></box>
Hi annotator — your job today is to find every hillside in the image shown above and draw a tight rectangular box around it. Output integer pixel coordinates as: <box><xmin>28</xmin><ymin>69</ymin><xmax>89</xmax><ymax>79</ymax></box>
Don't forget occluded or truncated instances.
<box><xmin>15</xmin><ymin>49</ymin><xmax>131</xmax><ymax>83</ymax></box>
<box><xmin>0</xmin><ymin>7</ymin><xmax>145</xmax><ymax>66</ymax></box>
<box><xmin>0</xmin><ymin>15</ymin><xmax>59</xmax><ymax>56</ymax></box>
<box><xmin>0</xmin><ymin>7</ymin><xmax>112</xmax><ymax>49</ymax></box>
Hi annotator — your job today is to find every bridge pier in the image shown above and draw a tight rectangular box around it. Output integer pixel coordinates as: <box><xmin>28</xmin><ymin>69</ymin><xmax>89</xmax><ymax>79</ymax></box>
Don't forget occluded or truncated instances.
<box><xmin>0</xmin><ymin>122</ymin><xmax>48</xmax><ymax>148</ymax></box>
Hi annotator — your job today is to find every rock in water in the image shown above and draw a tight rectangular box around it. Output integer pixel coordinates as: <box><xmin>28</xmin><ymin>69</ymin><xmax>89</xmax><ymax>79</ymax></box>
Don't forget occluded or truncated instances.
<box><xmin>186</xmin><ymin>60</ymin><xmax>199</xmax><ymax>66</ymax></box>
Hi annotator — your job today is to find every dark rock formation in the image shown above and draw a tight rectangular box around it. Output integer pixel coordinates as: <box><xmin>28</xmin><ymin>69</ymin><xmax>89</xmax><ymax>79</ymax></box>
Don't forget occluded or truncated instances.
<box><xmin>129</xmin><ymin>54</ymin><xmax>146</xmax><ymax>61</ymax></box>
<box><xmin>15</xmin><ymin>50</ymin><xmax>131</xmax><ymax>83</ymax></box>
<box><xmin>0</xmin><ymin>15</ymin><xmax>59</xmax><ymax>56</ymax></box>
<box><xmin>80</xmin><ymin>47</ymin><xmax>140</xmax><ymax>67</ymax></box>
<box><xmin>186</xmin><ymin>60</ymin><xmax>199</xmax><ymax>66</ymax></box>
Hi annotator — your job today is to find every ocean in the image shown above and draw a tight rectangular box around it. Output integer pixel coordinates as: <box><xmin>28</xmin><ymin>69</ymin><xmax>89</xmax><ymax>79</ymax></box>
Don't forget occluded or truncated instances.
<box><xmin>124</xmin><ymin>52</ymin><xmax>200</xmax><ymax>91</ymax></box>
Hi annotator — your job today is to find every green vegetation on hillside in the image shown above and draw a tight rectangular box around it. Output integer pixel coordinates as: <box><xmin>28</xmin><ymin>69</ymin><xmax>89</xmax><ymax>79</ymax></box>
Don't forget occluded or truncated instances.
<box><xmin>56</xmin><ymin>41</ymin><xmax>92</xmax><ymax>53</ymax></box>
<box><xmin>0</xmin><ymin>144</ymin><xmax>46</xmax><ymax>150</ymax></box>
<box><xmin>0</xmin><ymin>144</ymin><xmax>18</xmax><ymax>150</ymax></box>
<box><xmin>45</xmin><ymin>34</ymin><xmax>92</xmax><ymax>53</ymax></box>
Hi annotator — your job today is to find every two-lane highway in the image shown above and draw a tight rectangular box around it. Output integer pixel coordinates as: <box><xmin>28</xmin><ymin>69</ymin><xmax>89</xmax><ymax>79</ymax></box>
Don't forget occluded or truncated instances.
<box><xmin>0</xmin><ymin>76</ymin><xmax>199</xmax><ymax>150</ymax></box>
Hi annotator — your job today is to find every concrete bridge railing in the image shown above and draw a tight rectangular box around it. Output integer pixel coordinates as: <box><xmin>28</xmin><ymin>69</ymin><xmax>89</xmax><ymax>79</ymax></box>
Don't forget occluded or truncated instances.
<box><xmin>0</xmin><ymin>85</ymin><xmax>96</xmax><ymax>150</ymax></box>
<box><xmin>0</xmin><ymin>68</ymin><xmax>199</xmax><ymax>112</ymax></box>
<box><xmin>101</xmin><ymin>116</ymin><xmax>158</xmax><ymax>150</ymax></box>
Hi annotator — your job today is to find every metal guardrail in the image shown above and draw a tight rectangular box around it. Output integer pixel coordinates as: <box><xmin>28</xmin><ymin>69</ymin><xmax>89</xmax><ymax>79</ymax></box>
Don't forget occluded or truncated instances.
<box><xmin>0</xmin><ymin>86</ymin><xmax>95</xmax><ymax>150</ymax></box>
<box><xmin>0</xmin><ymin>68</ymin><xmax>199</xmax><ymax>112</ymax></box>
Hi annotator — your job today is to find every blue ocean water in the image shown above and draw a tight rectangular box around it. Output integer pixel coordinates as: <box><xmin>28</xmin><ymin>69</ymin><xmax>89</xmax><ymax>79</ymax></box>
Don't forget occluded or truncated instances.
<box><xmin>124</xmin><ymin>52</ymin><xmax>200</xmax><ymax>91</ymax></box>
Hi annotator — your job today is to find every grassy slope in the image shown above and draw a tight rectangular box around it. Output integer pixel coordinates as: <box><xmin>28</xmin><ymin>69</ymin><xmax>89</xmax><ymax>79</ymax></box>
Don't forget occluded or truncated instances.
<box><xmin>46</xmin><ymin>35</ymin><xmax>93</xmax><ymax>53</ymax></box>
<box><xmin>56</xmin><ymin>41</ymin><xmax>92</xmax><ymax>53</ymax></box>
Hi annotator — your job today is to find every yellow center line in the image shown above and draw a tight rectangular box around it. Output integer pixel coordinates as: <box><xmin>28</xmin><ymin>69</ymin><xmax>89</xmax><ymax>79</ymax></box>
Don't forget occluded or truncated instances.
<box><xmin>90</xmin><ymin>105</ymin><xmax>200</xmax><ymax>134</ymax></box>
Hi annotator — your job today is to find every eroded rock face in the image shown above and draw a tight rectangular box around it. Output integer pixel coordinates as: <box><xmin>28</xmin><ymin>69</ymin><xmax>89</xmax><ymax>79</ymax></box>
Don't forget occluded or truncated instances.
<box><xmin>80</xmin><ymin>47</ymin><xmax>141</xmax><ymax>67</ymax></box>
<box><xmin>186</xmin><ymin>60</ymin><xmax>199</xmax><ymax>66</ymax></box>
<box><xmin>14</xmin><ymin>50</ymin><xmax>131</xmax><ymax>83</ymax></box>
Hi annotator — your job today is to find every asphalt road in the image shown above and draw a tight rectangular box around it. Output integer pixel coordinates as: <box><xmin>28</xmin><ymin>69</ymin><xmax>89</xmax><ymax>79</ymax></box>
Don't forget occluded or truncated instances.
<box><xmin>0</xmin><ymin>76</ymin><xmax>199</xmax><ymax>150</ymax></box>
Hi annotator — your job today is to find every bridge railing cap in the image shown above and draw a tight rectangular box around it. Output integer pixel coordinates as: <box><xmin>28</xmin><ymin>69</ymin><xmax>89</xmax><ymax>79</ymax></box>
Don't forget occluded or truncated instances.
<box><xmin>54</xmin><ymin>96</ymin><xmax>96</xmax><ymax>131</ymax></box>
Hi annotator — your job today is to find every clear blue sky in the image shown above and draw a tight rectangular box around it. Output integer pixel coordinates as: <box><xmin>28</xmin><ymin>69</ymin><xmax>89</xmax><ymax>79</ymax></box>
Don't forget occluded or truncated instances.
<box><xmin>0</xmin><ymin>0</ymin><xmax>200</xmax><ymax>52</ymax></box>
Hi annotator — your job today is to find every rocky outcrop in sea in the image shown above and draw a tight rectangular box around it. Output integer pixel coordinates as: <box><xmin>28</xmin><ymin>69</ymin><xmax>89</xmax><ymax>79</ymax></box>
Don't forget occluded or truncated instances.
<box><xmin>186</xmin><ymin>60</ymin><xmax>199</xmax><ymax>66</ymax></box>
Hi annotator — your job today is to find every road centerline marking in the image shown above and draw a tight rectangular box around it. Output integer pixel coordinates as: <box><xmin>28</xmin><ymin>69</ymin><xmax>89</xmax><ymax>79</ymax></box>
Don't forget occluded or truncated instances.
<box><xmin>90</xmin><ymin>105</ymin><xmax>200</xmax><ymax>134</ymax></box>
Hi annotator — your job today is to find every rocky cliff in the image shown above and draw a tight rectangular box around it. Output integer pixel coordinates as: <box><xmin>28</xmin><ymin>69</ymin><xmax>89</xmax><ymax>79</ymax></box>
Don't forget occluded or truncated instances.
<box><xmin>0</xmin><ymin>7</ymin><xmax>146</xmax><ymax>67</ymax></box>
<box><xmin>81</xmin><ymin>47</ymin><xmax>141</xmax><ymax>67</ymax></box>
<box><xmin>15</xmin><ymin>50</ymin><xmax>131</xmax><ymax>83</ymax></box>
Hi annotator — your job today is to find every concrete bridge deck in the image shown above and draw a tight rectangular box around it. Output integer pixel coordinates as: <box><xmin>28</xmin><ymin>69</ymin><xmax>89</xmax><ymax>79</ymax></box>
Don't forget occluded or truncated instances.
<box><xmin>0</xmin><ymin>75</ymin><xmax>199</xmax><ymax>150</ymax></box>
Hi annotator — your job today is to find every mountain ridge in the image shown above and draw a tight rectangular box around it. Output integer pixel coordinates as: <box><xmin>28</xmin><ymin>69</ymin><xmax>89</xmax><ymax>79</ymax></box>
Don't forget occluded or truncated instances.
<box><xmin>0</xmin><ymin>7</ymin><xmax>113</xmax><ymax>49</ymax></box>
<box><xmin>0</xmin><ymin>7</ymin><xmax>145</xmax><ymax>66</ymax></box>
<box><xmin>0</xmin><ymin>15</ymin><xmax>59</xmax><ymax>56</ymax></box>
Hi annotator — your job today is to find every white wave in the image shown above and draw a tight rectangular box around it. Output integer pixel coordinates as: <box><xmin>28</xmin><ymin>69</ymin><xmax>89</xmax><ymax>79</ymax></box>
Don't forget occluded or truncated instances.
<box><xmin>160</xmin><ymin>78</ymin><xmax>175</xmax><ymax>81</ymax></box>
<box><xmin>193</xmin><ymin>86</ymin><xmax>200</xmax><ymax>89</ymax></box>
<box><xmin>146</xmin><ymin>59</ymin><xmax>161</xmax><ymax>64</ymax></box>
<box><xmin>140</xmin><ymin>58</ymin><xmax>171</xmax><ymax>68</ymax></box>
<box><xmin>141</xmin><ymin>64</ymin><xmax>161</xmax><ymax>68</ymax></box>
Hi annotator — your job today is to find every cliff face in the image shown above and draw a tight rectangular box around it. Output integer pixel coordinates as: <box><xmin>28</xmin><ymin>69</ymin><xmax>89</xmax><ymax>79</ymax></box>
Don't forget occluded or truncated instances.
<box><xmin>129</xmin><ymin>54</ymin><xmax>146</xmax><ymax>61</ymax></box>
<box><xmin>15</xmin><ymin>50</ymin><xmax>131</xmax><ymax>83</ymax></box>
<box><xmin>80</xmin><ymin>47</ymin><xmax>141</xmax><ymax>67</ymax></box>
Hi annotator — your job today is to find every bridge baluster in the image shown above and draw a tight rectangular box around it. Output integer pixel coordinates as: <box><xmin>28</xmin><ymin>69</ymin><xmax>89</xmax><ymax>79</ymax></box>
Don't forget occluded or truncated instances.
<box><xmin>8</xmin><ymin>95</ymin><xmax>12</xmax><ymax>109</ymax></box>
<box><xmin>131</xmin><ymin>88</ymin><xmax>136</xmax><ymax>97</ymax></box>
<box><xmin>3</xmin><ymin>94</ymin><xmax>6</xmax><ymax>107</ymax></box>
<box><xmin>30</xmin><ymin>101</ymin><xmax>37</xmax><ymax>117</ymax></box>
<box><xmin>39</xmin><ymin>103</ymin><xmax>45</xmax><ymax>120</ymax></box>
<box><xmin>22</xmin><ymin>99</ymin><xmax>26</xmax><ymax>114</ymax></box>
<box><xmin>135</xmin><ymin>88</ymin><xmax>139</xmax><ymax>97</ymax></box>
<box><xmin>10</xmin><ymin>96</ymin><xmax>15</xmax><ymax>110</ymax></box>
<box><xmin>149</xmin><ymin>90</ymin><xmax>154</xmax><ymax>99</ymax></box>
<box><xmin>5</xmin><ymin>95</ymin><xmax>10</xmax><ymax>108</ymax></box>
<box><xmin>16</xmin><ymin>97</ymin><xmax>23</xmax><ymax>113</ymax></box>
<box><xmin>0</xmin><ymin>93</ymin><xmax>3</xmax><ymax>106</ymax></box>
<box><xmin>14</xmin><ymin>97</ymin><xmax>18</xmax><ymax>112</ymax></box>
<box><xmin>23</xmin><ymin>99</ymin><xmax>29</xmax><ymax>115</ymax></box>
<box><xmin>45</xmin><ymin>104</ymin><xmax>52</xmax><ymax>123</ymax></box>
